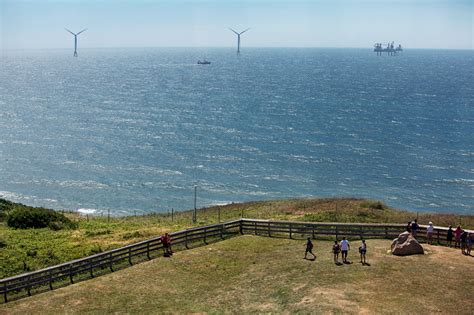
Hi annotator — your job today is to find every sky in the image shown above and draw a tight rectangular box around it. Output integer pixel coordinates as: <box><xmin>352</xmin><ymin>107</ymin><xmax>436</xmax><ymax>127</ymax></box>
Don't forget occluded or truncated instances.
<box><xmin>0</xmin><ymin>0</ymin><xmax>473</xmax><ymax>50</ymax></box>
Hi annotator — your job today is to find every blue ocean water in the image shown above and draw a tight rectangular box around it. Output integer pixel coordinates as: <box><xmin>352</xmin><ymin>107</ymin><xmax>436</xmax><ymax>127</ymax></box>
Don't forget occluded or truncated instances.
<box><xmin>0</xmin><ymin>48</ymin><xmax>473</xmax><ymax>215</ymax></box>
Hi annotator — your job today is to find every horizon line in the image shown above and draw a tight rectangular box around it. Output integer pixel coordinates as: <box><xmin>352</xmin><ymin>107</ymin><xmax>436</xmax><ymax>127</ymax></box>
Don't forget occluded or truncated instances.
<box><xmin>2</xmin><ymin>46</ymin><xmax>473</xmax><ymax>51</ymax></box>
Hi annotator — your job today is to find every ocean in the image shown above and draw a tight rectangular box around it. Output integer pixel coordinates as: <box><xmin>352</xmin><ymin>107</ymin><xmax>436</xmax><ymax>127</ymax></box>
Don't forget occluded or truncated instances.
<box><xmin>0</xmin><ymin>48</ymin><xmax>473</xmax><ymax>215</ymax></box>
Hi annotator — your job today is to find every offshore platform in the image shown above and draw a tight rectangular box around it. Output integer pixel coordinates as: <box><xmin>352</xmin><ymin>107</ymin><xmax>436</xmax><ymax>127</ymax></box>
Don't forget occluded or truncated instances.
<box><xmin>374</xmin><ymin>41</ymin><xmax>403</xmax><ymax>55</ymax></box>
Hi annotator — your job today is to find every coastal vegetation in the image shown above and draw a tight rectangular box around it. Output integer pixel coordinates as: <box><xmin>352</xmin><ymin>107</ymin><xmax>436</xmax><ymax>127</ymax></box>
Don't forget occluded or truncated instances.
<box><xmin>1</xmin><ymin>236</ymin><xmax>473</xmax><ymax>314</ymax></box>
<box><xmin>0</xmin><ymin>197</ymin><xmax>473</xmax><ymax>279</ymax></box>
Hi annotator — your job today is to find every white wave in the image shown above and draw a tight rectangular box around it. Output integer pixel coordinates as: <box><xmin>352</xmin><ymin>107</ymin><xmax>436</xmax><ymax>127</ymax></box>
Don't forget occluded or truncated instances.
<box><xmin>77</xmin><ymin>208</ymin><xmax>98</xmax><ymax>214</ymax></box>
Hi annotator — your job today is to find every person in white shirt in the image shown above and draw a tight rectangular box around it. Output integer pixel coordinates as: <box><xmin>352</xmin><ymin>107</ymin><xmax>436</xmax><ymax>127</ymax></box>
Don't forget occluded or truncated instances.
<box><xmin>426</xmin><ymin>222</ymin><xmax>434</xmax><ymax>245</ymax></box>
<box><xmin>340</xmin><ymin>237</ymin><xmax>350</xmax><ymax>263</ymax></box>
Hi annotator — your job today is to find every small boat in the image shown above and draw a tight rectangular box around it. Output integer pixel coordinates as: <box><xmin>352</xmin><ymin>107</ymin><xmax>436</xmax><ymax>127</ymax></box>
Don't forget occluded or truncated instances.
<box><xmin>197</xmin><ymin>60</ymin><xmax>211</xmax><ymax>65</ymax></box>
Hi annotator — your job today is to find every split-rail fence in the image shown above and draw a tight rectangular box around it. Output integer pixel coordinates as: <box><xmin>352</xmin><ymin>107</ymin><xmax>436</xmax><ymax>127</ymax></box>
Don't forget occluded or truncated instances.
<box><xmin>1</xmin><ymin>218</ymin><xmax>469</xmax><ymax>303</ymax></box>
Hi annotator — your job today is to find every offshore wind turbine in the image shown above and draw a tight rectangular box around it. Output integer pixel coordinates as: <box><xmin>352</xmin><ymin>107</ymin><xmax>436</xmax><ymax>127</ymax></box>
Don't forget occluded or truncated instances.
<box><xmin>65</xmin><ymin>28</ymin><xmax>87</xmax><ymax>57</ymax></box>
<box><xmin>229</xmin><ymin>28</ymin><xmax>250</xmax><ymax>55</ymax></box>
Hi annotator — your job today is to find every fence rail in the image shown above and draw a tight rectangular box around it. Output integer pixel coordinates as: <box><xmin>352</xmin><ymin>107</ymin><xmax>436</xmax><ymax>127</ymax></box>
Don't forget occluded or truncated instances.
<box><xmin>1</xmin><ymin>218</ymin><xmax>470</xmax><ymax>303</ymax></box>
<box><xmin>240</xmin><ymin>219</ymin><xmax>472</xmax><ymax>245</ymax></box>
<box><xmin>0</xmin><ymin>219</ymin><xmax>241</xmax><ymax>303</ymax></box>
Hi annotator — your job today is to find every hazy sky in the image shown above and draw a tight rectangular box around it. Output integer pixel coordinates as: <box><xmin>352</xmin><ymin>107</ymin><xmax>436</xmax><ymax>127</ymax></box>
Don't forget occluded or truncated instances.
<box><xmin>1</xmin><ymin>0</ymin><xmax>473</xmax><ymax>50</ymax></box>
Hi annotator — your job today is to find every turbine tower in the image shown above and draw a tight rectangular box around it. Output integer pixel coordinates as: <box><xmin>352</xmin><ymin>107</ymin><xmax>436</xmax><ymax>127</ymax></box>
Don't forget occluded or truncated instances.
<box><xmin>65</xmin><ymin>28</ymin><xmax>87</xmax><ymax>57</ymax></box>
<box><xmin>229</xmin><ymin>28</ymin><xmax>250</xmax><ymax>55</ymax></box>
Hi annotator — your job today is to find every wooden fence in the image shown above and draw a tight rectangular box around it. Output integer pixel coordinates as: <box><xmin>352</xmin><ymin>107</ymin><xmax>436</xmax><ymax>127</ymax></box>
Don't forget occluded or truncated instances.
<box><xmin>239</xmin><ymin>219</ymin><xmax>472</xmax><ymax>246</ymax></box>
<box><xmin>0</xmin><ymin>219</ymin><xmax>241</xmax><ymax>303</ymax></box>
<box><xmin>1</xmin><ymin>218</ymin><xmax>471</xmax><ymax>303</ymax></box>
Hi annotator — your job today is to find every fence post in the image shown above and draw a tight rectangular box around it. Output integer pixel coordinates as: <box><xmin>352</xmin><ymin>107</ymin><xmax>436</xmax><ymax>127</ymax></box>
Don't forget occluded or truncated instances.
<box><xmin>359</xmin><ymin>226</ymin><xmax>363</xmax><ymax>239</ymax></box>
<box><xmin>335</xmin><ymin>226</ymin><xmax>339</xmax><ymax>241</ymax></box>
<box><xmin>146</xmin><ymin>242</ymin><xmax>151</xmax><ymax>260</ymax></box>
<box><xmin>437</xmin><ymin>230</ymin><xmax>440</xmax><ymax>245</ymax></box>
<box><xmin>254</xmin><ymin>221</ymin><xmax>257</xmax><ymax>235</ymax></box>
<box><xmin>220</xmin><ymin>224</ymin><xmax>224</xmax><ymax>239</ymax></box>
<box><xmin>90</xmin><ymin>260</ymin><xmax>94</xmax><ymax>278</ymax></box>
<box><xmin>239</xmin><ymin>220</ymin><xmax>243</xmax><ymax>235</ymax></box>
<box><xmin>3</xmin><ymin>281</ymin><xmax>7</xmax><ymax>303</ymax></box>
<box><xmin>128</xmin><ymin>248</ymin><xmax>133</xmax><ymax>265</ymax></box>
<box><xmin>25</xmin><ymin>276</ymin><xmax>31</xmax><ymax>296</ymax></box>
<box><xmin>185</xmin><ymin>230</ymin><xmax>189</xmax><ymax>249</ymax></box>
<box><xmin>49</xmin><ymin>270</ymin><xmax>53</xmax><ymax>290</ymax></box>
<box><xmin>289</xmin><ymin>223</ymin><xmax>292</xmax><ymax>239</ymax></box>
<box><xmin>312</xmin><ymin>225</ymin><xmax>315</xmax><ymax>239</ymax></box>
<box><xmin>69</xmin><ymin>264</ymin><xmax>74</xmax><ymax>284</ymax></box>
<box><xmin>203</xmin><ymin>228</ymin><xmax>207</xmax><ymax>244</ymax></box>
<box><xmin>109</xmin><ymin>254</ymin><xmax>114</xmax><ymax>272</ymax></box>
<box><xmin>268</xmin><ymin>221</ymin><xmax>271</xmax><ymax>237</ymax></box>
<box><xmin>385</xmin><ymin>226</ymin><xmax>388</xmax><ymax>239</ymax></box>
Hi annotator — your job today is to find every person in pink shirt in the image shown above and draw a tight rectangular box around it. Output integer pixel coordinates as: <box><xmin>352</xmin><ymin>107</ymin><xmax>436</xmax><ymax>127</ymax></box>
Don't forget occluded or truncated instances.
<box><xmin>454</xmin><ymin>226</ymin><xmax>463</xmax><ymax>248</ymax></box>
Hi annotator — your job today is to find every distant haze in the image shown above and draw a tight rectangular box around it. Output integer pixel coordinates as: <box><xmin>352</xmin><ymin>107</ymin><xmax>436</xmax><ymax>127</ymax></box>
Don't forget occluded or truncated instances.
<box><xmin>1</xmin><ymin>0</ymin><xmax>473</xmax><ymax>50</ymax></box>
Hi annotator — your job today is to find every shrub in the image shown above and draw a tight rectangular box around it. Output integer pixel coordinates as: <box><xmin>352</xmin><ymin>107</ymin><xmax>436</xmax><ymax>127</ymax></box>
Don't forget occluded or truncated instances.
<box><xmin>122</xmin><ymin>231</ymin><xmax>142</xmax><ymax>240</ymax></box>
<box><xmin>85</xmin><ymin>229</ymin><xmax>111</xmax><ymax>237</ymax></box>
<box><xmin>7</xmin><ymin>206</ymin><xmax>75</xmax><ymax>230</ymax></box>
<box><xmin>360</xmin><ymin>201</ymin><xmax>385</xmax><ymax>210</ymax></box>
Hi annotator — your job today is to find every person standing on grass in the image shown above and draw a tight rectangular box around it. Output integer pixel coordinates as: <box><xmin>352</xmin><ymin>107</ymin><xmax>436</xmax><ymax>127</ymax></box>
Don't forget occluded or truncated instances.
<box><xmin>426</xmin><ymin>222</ymin><xmax>434</xmax><ymax>245</ymax></box>
<box><xmin>332</xmin><ymin>240</ymin><xmax>340</xmax><ymax>263</ymax></box>
<box><xmin>304</xmin><ymin>237</ymin><xmax>316</xmax><ymax>260</ymax></box>
<box><xmin>411</xmin><ymin>219</ymin><xmax>419</xmax><ymax>238</ymax></box>
<box><xmin>340</xmin><ymin>237</ymin><xmax>350</xmax><ymax>263</ymax></box>
<box><xmin>161</xmin><ymin>233</ymin><xmax>173</xmax><ymax>257</ymax></box>
<box><xmin>466</xmin><ymin>233</ymin><xmax>472</xmax><ymax>255</ymax></box>
<box><xmin>454</xmin><ymin>225</ymin><xmax>463</xmax><ymax>248</ymax></box>
<box><xmin>460</xmin><ymin>231</ymin><xmax>468</xmax><ymax>255</ymax></box>
<box><xmin>359</xmin><ymin>240</ymin><xmax>367</xmax><ymax>264</ymax></box>
<box><xmin>447</xmin><ymin>226</ymin><xmax>454</xmax><ymax>247</ymax></box>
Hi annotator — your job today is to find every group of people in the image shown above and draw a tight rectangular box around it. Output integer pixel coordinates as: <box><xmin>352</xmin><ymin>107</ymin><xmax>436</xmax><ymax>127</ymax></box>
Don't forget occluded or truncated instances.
<box><xmin>305</xmin><ymin>237</ymin><xmax>368</xmax><ymax>265</ymax></box>
<box><xmin>407</xmin><ymin>220</ymin><xmax>472</xmax><ymax>255</ymax></box>
<box><xmin>447</xmin><ymin>225</ymin><xmax>472</xmax><ymax>255</ymax></box>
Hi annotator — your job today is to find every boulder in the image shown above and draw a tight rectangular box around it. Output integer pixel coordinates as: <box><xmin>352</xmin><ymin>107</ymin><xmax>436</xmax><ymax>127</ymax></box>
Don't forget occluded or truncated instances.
<box><xmin>391</xmin><ymin>231</ymin><xmax>424</xmax><ymax>256</ymax></box>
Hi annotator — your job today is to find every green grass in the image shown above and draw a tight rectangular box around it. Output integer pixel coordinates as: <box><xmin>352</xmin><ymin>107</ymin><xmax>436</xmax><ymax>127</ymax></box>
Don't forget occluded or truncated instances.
<box><xmin>1</xmin><ymin>236</ymin><xmax>473</xmax><ymax>314</ymax></box>
<box><xmin>1</xmin><ymin>197</ymin><xmax>473</xmax><ymax>279</ymax></box>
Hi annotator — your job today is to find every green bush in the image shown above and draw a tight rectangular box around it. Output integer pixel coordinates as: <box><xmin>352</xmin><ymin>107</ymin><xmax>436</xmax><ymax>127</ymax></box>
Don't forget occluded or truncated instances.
<box><xmin>360</xmin><ymin>200</ymin><xmax>385</xmax><ymax>210</ymax></box>
<box><xmin>7</xmin><ymin>206</ymin><xmax>76</xmax><ymax>230</ymax></box>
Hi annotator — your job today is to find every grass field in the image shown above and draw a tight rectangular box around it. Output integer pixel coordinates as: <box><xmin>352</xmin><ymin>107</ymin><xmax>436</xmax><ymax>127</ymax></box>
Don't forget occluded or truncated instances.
<box><xmin>1</xmin><ymin>235</ymin><xmax>473</xmax><ymax>314</ymax></box>
<box><xmin>1</xmin><ymin>198</ymin><xmax>474</xmax><ymax>279</ymax></box>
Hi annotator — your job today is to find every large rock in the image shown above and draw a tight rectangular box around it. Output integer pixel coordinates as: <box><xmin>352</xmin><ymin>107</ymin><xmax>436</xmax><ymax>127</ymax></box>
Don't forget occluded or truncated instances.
<box><xmin>391</xmin><ymin>231</ymin><xmax>424</xmax><ymax>256</ymax></box>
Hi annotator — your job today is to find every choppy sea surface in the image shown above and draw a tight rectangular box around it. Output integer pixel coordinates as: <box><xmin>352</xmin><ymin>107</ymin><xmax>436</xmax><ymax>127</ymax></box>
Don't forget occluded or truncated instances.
<box><xmin>0</xmin><ymin>48</ymin><xmax>473</xmax><ymax>215</ymax></box>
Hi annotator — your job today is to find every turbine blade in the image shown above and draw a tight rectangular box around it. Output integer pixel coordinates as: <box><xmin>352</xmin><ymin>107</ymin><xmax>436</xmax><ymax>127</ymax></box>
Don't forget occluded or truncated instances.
<box><xmin>229</xmin><ymin>28</ymin><xmax>239</xmax><ymax>35</ymax></box>
<box><xmin>65</xmin><ymin>28</ymin><xmax>76</xmax><ymax>35</ymax></box>
<box><xmin>240</xmin><ymin>28</ymin><xmax>250</xmax><ymax>35</ymax></box>
<box><xmin>76</xmin><ymin>28</ymin><xmax>87</xmax><ymax>35</ymax></box>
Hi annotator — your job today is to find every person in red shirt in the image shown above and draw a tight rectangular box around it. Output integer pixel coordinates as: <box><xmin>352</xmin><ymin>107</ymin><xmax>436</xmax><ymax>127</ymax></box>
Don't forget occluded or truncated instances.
<box><xmin>161</xmin><ymin>233</ymin><xmax>173</xmax><ymax>256</ymax></box>
<box><xmin>454</xmin><ymin>226</ymin><xmax>463</xmax><ymax>249</ymax></box>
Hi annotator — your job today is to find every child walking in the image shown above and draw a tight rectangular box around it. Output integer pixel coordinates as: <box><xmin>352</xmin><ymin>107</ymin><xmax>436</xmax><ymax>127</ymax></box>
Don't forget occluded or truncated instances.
<box><xmin>304</xmin><ymin>238</ymin><xmax>316</xmax><ymax>260</ymax></box>
<box><xmin>359</xmin><ymin>239</ymin><xmax>367</xmax><ymax>264</ymax></box>
<box><xmin>332</xmin><ymin>240</ymin><xmax>340</xmax><ymax>263</ymax></box>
